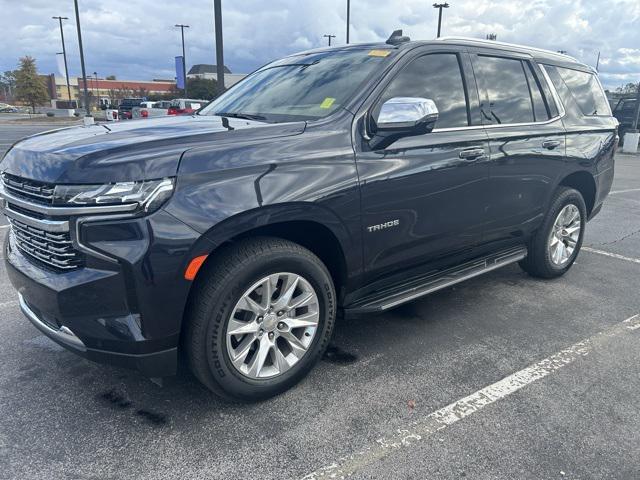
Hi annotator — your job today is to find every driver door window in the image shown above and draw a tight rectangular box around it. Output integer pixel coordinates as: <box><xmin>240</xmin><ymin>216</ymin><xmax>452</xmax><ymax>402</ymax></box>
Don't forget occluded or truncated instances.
<box><xmin>375</xmin><ymin>53</ymin><xmax>470</xmax><ymax>129</ymax></box>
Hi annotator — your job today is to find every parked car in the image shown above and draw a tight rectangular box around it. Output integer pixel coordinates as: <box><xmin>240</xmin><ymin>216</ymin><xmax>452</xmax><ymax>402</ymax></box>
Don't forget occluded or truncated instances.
<box><xmin>0</xmin><ymin>105</ymin><xmax>19</xmax><ymax>113</ymax></box>
<box><xmin>117</xmin><ymin>98</ymin><xmax>144</xmax><ymax>119</ymax></box>
<box><xmin>612</xmin><ymin>97</ymin><xmax>639</xmax><ymax>144</ymax></box>
<box><xmin>0</xmin><ymin>34</ymin><xmax>617</xmax><ymax>401</ymax></box>
<box><xmin>167</xmin><ymin>98</ymin><xmax>207</xmax><ymax>115</ymax></box>
<box><xmin>132</xmin><ymin>101</ymin><xmax>174</xmax><ymax>119</ymax></box>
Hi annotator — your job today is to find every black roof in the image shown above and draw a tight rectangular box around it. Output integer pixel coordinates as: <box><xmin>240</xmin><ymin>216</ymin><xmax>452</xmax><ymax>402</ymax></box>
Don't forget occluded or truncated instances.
<box><xmin>188</xmin><ymin>64</ymin><xmax>232</xmax><ymax>75</ymax></box>
<box><xmin>292</xmin><ymin>36</ymin><xmax>592</xmax><ymax>72</ymax></box>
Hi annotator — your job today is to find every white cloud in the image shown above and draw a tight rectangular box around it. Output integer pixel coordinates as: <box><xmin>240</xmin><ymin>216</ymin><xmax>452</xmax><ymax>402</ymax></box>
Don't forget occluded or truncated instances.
<box><xmin>0</xmin><ymin>0</ymin><xmax>638</xmax><ymax>89</ymax></box>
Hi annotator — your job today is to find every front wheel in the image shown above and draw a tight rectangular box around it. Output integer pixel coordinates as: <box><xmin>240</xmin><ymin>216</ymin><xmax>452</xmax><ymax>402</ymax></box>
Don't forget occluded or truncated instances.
<box><xmin>519</xmin><ymin>187</ymin><xmax>586</xmax><ymax>279</ymax></box>
<box><xmin>184</xmin><ymin>237</ymin><xmax>336</xmax><ymax>401</ymax></box>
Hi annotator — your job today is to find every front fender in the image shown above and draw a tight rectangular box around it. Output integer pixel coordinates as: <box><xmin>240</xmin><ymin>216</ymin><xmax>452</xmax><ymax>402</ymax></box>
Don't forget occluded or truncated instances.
<box><xmin>163</xmin><ymin>120</ymin><xmax>362</xmax><ymax>281</ymax></box>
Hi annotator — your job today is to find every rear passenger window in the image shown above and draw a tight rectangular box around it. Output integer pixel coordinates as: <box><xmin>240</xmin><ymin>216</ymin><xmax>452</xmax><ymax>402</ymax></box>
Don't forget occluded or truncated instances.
<box><xmin>549</xmin><ymin>66</ymin><xmax>611</xmax><ymax>116</ymax></box>
<box><xmin>523</xmin><ymin>63</ymin><xmax>551</xmax><ymax>122</ymax></box>
<box><xmin>376</xmin><ymin>53</ymin><xmax>469</xmax><ymax>129</ymax></box>
<box><xmin>474</xmin><ymin>55</ymin><xmax>535</xmax><ymax>124</ymax></box>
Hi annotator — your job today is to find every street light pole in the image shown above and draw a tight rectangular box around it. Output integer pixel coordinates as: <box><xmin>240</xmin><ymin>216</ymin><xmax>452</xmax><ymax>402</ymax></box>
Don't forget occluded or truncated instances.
<box><xmin>73</xmin><ymin>0</ymin><xmax>91</xmax><ymax>117</ymax></box>
<box><xmin>346</xmin><ymin>0</ymin><xmax>350</xmax><ymax>44</ymax></box>
<box><xmin>52</xmin><ymin>16</ymin><xmax>72</xmax><ymax>103</ymax></box>
<box><xmin>323</xmin><ymin>34</ymin><xmax>336</xmax><ymax>46</ymax></box>
<box><xmin>213</xmin><ymin>0</ymin><xmax>225</xmax><ymax>93</ymax></box>
<box><xmin>175</xmin><ymin>24</ymin><xmax>190</xmax><ymax>97</ymax></box>
<box><xmin>93</xmin><ymin>71</ymin><xmax>98</xmax><ymax>107</ymax></box>
<box><xmin>433</xmin><ymin>2</ymin><xmax>450</xmax><ymax>38</ymax></box>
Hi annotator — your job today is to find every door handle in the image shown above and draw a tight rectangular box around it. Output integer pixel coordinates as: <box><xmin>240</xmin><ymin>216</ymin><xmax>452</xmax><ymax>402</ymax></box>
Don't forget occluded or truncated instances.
<box><xmin>542</xmin><ymin>140</ymin><xmax>561</xmax><ymax>150</ymax></box>
<box><xmin>458</xmin><ymin>148</ymin><xmax>486</xmax><ymax>161</ymax></box>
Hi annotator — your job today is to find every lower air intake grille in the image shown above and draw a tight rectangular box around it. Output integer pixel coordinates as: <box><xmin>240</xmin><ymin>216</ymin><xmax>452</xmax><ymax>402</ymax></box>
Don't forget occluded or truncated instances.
<box><xmin>8</xmin><ymin>218</ymin><xmax>83</xmax><ymax>271</ymax></box>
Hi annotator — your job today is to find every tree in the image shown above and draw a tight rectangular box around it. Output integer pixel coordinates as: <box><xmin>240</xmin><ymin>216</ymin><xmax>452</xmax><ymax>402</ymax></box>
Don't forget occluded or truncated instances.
<box><xmin>134</xmin><ymin>87</ymin><xmax>149</xmax><ymax>99</ymax></box>
<box><xmin>0</xmin><ymin>70</ymin><xmax>17</xmax><ymax>102</ymax></box>
<box><xmin>15</xmin><ymin>56</ymin><xmax>49</xmax><ymax>112</ymax></box>
<box><xmin>616</xmin><ymin>82</ymin><xmax>640</xmax><ymax>95</ymax></box>
<box><xmin>106</xmin><ymin>75</ymin><xmax>116</xmax><ymax>80</ymax></box>
<box><xmin>186</xmin><ymin>77</ymin><xmax>219</xmax><ymax>100</ymax></box>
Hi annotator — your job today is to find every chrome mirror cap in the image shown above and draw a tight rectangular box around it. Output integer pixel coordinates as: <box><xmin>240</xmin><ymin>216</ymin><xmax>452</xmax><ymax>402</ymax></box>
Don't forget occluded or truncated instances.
<box><xmin>377</xmin><ymin>97</ymin><xmax>439</xmax><ymax>128</ymax></box>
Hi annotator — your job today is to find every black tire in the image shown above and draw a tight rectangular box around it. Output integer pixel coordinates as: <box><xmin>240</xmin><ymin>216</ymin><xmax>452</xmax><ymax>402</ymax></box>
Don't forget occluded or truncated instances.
<box><xmin>519</xmin><ymin>187</ymin><xmax>587</xmax><ymax>279</ymax></box>
<box><xmin>184</xmin><ymin>237</ymin><xmax>336</xmax><ymax>401</ymax></box>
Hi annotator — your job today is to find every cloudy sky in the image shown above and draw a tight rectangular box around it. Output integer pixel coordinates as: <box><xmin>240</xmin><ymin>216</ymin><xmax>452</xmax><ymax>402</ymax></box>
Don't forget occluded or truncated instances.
<box><xmin>1</xmin><ymin>0</ymin><xmax>639</xmax><ymax>89</ymax></box>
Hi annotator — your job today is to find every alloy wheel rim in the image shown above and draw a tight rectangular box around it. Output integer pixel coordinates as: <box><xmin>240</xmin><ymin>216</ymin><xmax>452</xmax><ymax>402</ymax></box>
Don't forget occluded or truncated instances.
<box><xmin>225</xmin><ymin>272</ymin><xmax>320</xmax><ymax>379</ymax></box>
<box><xmin>548</xmin><ymin>204</ymin><xmax>581</xmax><ymax>266</ymax></box>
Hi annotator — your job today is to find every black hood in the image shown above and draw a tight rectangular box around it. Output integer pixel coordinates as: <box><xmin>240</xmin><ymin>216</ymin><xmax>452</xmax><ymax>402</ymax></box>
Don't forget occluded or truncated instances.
<box><xmin>0</xmin><ymin>115</ymin><xmax>305</xmax><ymax>184</ymax></box>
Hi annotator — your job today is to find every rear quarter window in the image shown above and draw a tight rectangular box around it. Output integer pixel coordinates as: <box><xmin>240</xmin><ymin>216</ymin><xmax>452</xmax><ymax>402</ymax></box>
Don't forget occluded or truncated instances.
<box><xmin>546</xmin><ymin>65</ymin><xmax>611</xmax><ymax>117</ymax></box>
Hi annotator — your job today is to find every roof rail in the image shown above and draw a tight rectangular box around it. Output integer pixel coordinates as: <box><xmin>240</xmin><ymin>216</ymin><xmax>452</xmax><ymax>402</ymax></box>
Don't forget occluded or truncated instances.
<box><xmin>436</xmin><ymin>36</ymin><xmax>579</xmax><ymax>62</ymax></box>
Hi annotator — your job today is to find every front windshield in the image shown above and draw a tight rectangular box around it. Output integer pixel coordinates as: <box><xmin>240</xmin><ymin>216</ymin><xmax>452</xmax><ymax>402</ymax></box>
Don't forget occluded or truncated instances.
<box><xmin>200</xmin><ymin>48</ymin><xmax>394</xmax><ymax>123</ymax></box>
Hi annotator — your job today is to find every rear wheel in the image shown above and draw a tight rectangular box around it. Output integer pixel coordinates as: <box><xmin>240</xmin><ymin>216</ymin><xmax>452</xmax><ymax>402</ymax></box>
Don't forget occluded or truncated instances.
<box><xmin>185</xmin><ymin>237</ymin><xmax>336</xmax><ymax>401</ymax></box>
<box><xmin>519</xmin><ymin>187</ymin><xmax>586</xmax><ymax>278</ymax></box>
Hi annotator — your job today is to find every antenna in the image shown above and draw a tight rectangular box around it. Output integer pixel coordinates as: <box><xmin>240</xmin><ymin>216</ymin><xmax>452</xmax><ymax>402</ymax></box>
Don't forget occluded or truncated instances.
<box><xmin>386</xmin><ymin>29</ymin><xmax>410</xmax><ymax>46</ymax></box>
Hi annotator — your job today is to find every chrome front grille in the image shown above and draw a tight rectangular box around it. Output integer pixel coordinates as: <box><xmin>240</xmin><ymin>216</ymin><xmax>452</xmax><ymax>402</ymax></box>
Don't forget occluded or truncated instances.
<box><xmin>1</xmin><ymin>173</ymin><xmax>84</xmax><ymax>272</ymax></box>
<box><xmin>7</xmin><ymin>217</ymin><xmax>83</xmax><ymax>271</ymax></box>
<box><xmin>1</xmin><ymin>172</ymin><xmax>55</xmax><ymax>205</ymax></box>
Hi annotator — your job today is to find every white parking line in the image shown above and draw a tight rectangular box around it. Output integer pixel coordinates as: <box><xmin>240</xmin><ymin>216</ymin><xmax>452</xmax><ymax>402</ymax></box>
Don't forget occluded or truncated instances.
<box><xmin>609</xmin><ymin>188</ymin><xmax>640</xmax><ymax>195</ymax></box>
<box><xmin>0</xmin><ymin>300</ymin><xmax>18</xmax><ymax>309</ymax></box>
<box><xmin>0</xmin><ymin>225</ymin><xmax>9</xmax><ymax>230</ymax></box>
<box><xmin>582</xmin><ymin>246</ymin><xmax>640</xmax><ymax>265</ymax></box>
<box><xmin>301</xmin><ymin>313</ymin><xmax>640</xmax><ymax>480</ymax></box>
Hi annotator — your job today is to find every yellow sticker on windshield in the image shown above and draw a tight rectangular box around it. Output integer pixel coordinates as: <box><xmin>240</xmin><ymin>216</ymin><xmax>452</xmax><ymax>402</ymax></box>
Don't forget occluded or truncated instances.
<box><xmin>320</xmin><ymin>97</ymin><xmax>336</xmax><ymax>109</ymax></box>
<box><xmin>368</xmin><ymin>49</ymin><xmax>391</xmax><ymax>57</ymax></box>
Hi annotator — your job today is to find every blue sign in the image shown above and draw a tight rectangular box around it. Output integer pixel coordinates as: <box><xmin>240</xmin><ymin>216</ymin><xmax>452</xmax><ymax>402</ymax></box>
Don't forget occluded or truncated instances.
<box><xmin>175</xmin><ymin>56</ymin><xmax>185</xmax><ymax>89</ymax></box>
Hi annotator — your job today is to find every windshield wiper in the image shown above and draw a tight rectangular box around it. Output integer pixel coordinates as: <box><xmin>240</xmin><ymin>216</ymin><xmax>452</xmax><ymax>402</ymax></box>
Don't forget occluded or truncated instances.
<box><xmin>215</xmin><ymin>112</ymin><xmax>267</xmax><ymax>121</ymax></box>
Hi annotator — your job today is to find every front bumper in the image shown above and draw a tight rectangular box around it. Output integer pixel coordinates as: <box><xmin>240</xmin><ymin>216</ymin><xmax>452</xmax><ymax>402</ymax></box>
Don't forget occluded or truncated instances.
<box><xmin>17</xmin><ymin>292</ymin><xmax>176</xmax><ymax>376</ymax></box>
<box><xmin>3</xmin><ymin>206</ymin><xmax>202</xmax><ymax>378</ymax></box>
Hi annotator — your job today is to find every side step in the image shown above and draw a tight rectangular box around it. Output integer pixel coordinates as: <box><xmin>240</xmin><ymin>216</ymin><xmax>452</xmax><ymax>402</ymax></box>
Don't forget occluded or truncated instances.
<box><xmin>345</xmin><ymin>246</ymin><xmax>527</xmax><ymax>315</ymax></box>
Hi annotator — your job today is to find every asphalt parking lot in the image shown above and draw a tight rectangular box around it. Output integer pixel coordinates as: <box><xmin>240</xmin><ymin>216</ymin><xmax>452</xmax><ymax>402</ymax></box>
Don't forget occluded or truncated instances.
<box><xmin>0</xmin><ymin>124</ymin><xmax>639</xmax><ymax>479</ymax></box>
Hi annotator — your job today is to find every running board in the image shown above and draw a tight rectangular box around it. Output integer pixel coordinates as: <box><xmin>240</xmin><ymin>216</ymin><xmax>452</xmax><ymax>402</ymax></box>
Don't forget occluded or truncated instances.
<box><xmin>345</xmin><ymin>246</ymin><xmax>527</xmax><ymax>315</ymax></box>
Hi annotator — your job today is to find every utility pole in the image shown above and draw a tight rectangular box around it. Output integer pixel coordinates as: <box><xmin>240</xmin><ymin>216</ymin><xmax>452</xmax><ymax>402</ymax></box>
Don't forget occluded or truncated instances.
<box><xmin>346</xmin><ymin>0</ymin><xmax>350</xmax><ymax>44</ymax></box>
<box><xmin>323</xmin><ymin>34</ymin><xmax>336</xmax><ymax>46</ymax></box>
<box><xmin>595</xmin><ymin>51</ymin><xmax>601</xmax><ymax>71</ymax></box>
<box><xmin>175</xmin><ymin>24</ymin><xmax>190</xmax><ymax>97</ymax></box>
<box><xmin>213</xmin><ymin>0</ymin><xmax>225</xmax><ymax>93</ymax></box>
<box><xmin>433</xmin><ymin>3</ymin><xmax>449</xmax><ymax>38</ymax></box>
<box><xmin>52</xmin><ymin>16</ymin><xmax>72</xmax><ymax>103</ymax></box>
<box><xmin>73</xmin><ymin>0</ymin><xmax>91</xmax><ymax>117</ymax></box>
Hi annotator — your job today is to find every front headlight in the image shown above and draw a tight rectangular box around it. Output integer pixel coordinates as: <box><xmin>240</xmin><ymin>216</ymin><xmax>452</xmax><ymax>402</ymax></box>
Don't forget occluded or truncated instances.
<box><xmin>53</xmin><ymin>178</ymin><xmax>175</xmax><ymax>213</ymax></box>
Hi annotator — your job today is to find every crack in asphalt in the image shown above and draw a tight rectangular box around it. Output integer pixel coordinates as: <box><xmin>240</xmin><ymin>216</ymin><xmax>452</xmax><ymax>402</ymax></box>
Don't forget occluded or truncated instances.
<box><xmin>592</xmin><ymin>226</ymin><xmax>640</xmax><ymax>246</ymax></box>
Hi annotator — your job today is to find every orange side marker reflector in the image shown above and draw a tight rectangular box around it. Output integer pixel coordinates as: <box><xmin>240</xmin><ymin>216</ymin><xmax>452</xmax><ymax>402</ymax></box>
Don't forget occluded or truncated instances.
<box><xmin>184</xmin><ymin>255</ymin><xmax>208</xmax><ymax>281</ymax></box>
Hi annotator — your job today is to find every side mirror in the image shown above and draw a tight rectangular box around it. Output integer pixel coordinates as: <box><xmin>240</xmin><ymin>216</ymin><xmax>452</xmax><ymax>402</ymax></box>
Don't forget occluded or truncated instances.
<box><xmin>370</xmin><ymin>97</ymin><xmax>439</xmax><ymax>149</ymax></box>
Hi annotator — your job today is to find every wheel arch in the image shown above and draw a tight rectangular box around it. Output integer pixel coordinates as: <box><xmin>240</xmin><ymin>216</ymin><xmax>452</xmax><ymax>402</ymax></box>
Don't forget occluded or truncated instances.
<box><xmin>558</xmin><ymin>170</ymin><xmax>597</xmax><ymax>216</ymax></box>
<box><xmin>179</xmin><ymin>203</ymin><xmax>357</xmax><ymax>336</ymax></box>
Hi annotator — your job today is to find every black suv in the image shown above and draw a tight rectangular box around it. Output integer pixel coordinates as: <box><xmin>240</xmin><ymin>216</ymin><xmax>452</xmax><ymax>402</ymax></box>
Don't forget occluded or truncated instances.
<box><xmin>1</xmin><ymin>34</ymin><xmax>617</xmax><ymax>400</ymax></box>
<box><xmin>613</xmin><ymin>96</ymin><xmax>638</xmax><ymax>143</ymax></box>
